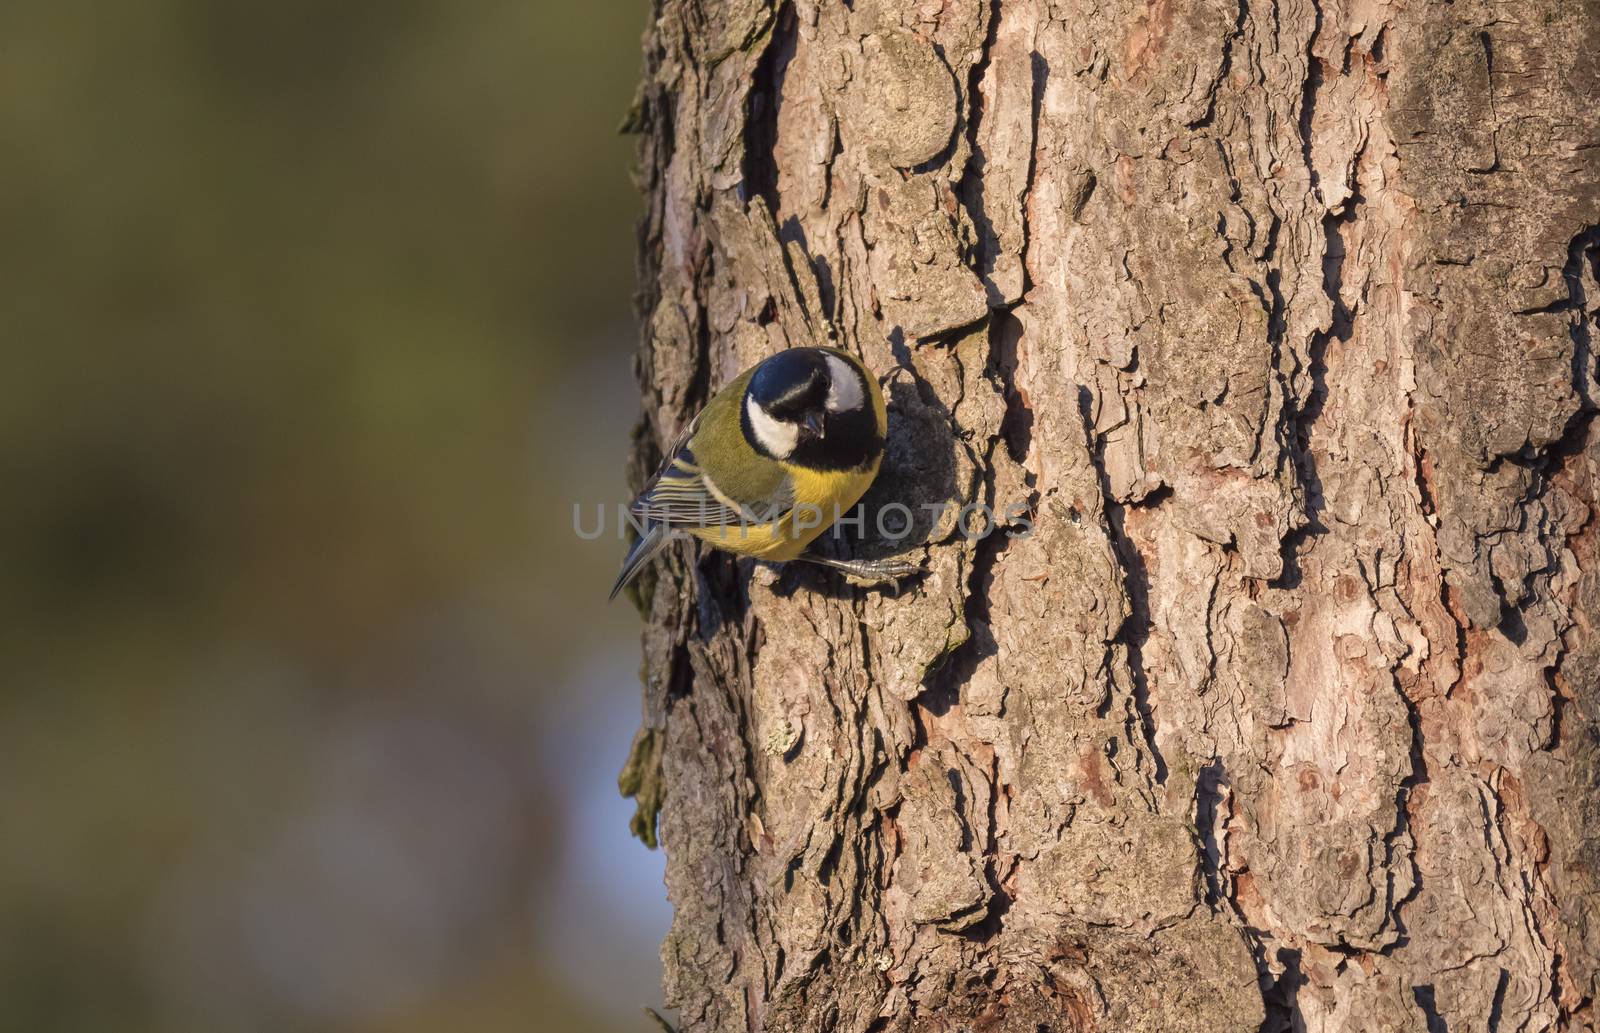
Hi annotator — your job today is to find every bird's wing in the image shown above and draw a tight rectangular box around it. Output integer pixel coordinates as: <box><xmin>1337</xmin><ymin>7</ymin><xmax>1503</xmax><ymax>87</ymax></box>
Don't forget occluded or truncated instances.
<box><xmin>632</xmin><ymin>433</ymin><xmax>795</xmax><ymax>528</ymax></box>
<box><xmin>611</xmin><ymin>444</ymin><xmax>795</xmax><ymax>601</ymax></box>
<box><xmin>612</xmin><ymin>405</ymin><xmax>797</xmax><ymax>601</ymax></box>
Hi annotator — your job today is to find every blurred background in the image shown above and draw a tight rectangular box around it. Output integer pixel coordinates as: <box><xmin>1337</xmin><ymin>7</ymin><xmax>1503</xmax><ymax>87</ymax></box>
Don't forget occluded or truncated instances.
<box><xmin>0</xmin><ymin>2</ymin><xmax>669</xmax><ymax>1031</ymax></box>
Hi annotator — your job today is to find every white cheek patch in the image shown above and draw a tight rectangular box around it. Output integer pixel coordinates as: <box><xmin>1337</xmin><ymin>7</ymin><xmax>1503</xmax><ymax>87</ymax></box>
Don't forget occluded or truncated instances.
<box><xmin>746</xmin><ymin>394</ymin><xmax>799</xmax><ymax>458</ymax></box>
<box><xmin>824</xmin><ymin>354</ymin><xmax>865</xmax><ymax>413</ymax></box>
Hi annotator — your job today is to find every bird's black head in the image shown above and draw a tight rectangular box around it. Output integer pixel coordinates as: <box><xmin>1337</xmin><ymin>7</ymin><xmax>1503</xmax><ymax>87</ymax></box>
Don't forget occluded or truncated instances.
<box><xmin>740</xmin><ymin>347</ymin><xmax>880</xmax><ymax>470</ymax></box>
<box><xmin>748</xmin><ymin>348</ymin><xmax>830</xmax><ymax>420</ymax></box>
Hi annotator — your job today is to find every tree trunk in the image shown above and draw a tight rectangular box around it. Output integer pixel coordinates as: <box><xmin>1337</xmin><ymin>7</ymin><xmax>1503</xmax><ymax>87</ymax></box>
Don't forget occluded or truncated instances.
<box><xmin>619</xmin><ymin>0</ymin><xmax>1600</xmax><ymax>1028</ymax></box>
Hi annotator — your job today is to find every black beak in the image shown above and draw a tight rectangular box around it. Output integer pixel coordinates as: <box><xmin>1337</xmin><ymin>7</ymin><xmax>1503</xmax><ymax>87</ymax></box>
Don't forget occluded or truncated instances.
<box><xmin>802</xmin><ymin>411</ymin><xmax>826</xmax><ymax>439</ymax></box>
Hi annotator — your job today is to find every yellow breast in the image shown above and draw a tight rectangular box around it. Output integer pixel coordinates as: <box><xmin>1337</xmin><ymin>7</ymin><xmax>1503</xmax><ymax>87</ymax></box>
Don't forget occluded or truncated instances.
<box><xmin>689</xmin><ymin>459</ymin><xmax>881</xmax><ymax>562</ymax></box>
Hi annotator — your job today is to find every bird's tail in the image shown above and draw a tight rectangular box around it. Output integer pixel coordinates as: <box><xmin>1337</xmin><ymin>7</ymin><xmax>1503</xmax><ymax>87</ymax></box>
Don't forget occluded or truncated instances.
<box><xmin>609</xmin><ymin>521</ymin><xmax>673</xmax><ymax>601</ymax></box>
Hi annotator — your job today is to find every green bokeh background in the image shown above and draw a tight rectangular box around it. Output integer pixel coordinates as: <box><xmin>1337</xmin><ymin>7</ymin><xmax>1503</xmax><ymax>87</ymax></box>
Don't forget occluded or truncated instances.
<box><xmin>0</xmin><ymin>2</ymin><xmax>665</xmax><ymax>1030</ymax></box>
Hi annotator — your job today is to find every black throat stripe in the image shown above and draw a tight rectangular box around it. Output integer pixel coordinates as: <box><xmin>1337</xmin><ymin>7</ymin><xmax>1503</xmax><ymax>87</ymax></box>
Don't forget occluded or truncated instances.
<box><xmin>788</xmin><ymin>405</ymin><xmax>882</xmax><ymax>471</ymax></box>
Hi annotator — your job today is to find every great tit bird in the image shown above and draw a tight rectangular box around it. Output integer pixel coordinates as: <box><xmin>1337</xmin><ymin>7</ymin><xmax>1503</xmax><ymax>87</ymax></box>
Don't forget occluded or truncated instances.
<box><xmin>611</xmin><ymin>346</ymin><xmax>917</xmax><ymax>599</ymax></box>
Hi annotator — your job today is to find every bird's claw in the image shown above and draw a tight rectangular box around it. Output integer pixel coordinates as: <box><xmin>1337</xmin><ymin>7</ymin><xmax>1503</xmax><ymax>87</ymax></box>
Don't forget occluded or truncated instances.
<box><xmin>800</xmin><ymin>554</ymin><xmax>925</xmax><ymax>587</ymax></box>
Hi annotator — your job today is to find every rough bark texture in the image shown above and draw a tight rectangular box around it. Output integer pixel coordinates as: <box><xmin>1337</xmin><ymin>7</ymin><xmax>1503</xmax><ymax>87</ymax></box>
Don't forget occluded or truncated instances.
<box><xmin>621</xmin><ymin>0</ymin><xmax>1600</xmax><ymax>1029</ymax></box>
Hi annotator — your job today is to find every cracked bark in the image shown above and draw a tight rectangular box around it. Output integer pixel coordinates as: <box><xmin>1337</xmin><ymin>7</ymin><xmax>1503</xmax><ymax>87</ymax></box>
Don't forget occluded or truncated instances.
<box><xmin>620</xmin><ymin>0</ymin><xmax>1600</xmax><ymax>1029</ymax></box>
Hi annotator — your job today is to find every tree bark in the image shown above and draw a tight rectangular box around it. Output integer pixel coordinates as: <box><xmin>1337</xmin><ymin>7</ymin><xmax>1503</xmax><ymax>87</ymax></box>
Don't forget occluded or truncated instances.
<box><xmin>620</xmin><ymin>0</ymin><xmax>1600</xmax><ymax>1029</ymax></box>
